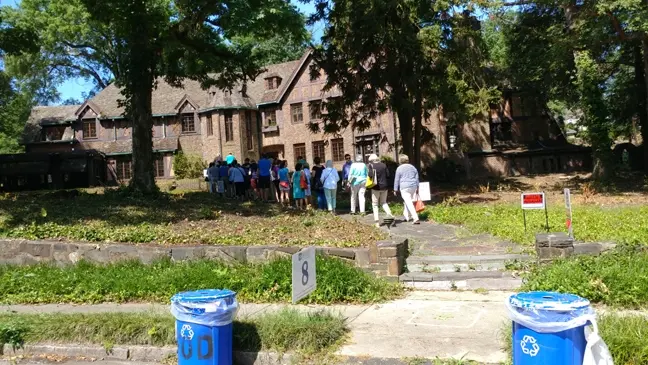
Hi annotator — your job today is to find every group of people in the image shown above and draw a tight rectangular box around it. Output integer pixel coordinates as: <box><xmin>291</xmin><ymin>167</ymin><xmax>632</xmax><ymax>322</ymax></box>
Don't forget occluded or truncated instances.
<box><xmin>206</xmin><ymin>152</ymin><xmax>421</xmax><ymax>226</ymax></box>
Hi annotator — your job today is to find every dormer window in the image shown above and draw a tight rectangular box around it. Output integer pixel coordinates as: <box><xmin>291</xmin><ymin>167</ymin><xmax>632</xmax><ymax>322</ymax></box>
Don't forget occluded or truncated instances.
<box><xmin>264</xmin><ymin>74</ymin><xmax>282</xmax><ymax>90</ymax></box>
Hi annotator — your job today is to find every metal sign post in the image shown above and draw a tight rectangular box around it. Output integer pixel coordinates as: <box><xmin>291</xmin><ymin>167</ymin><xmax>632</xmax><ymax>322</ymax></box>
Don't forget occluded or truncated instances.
<box><xmin>564</xmin><ymin>188</ymin><xmax>573</xmax><ymax>238</ymax></box>
<box><xmin>292</xmin><ymin>247</ymin><xmax>317</xmax><ymax>304</ymax></box>
<box><xmin>521</xmin><ymin>192</ymin><xmax>549</xmax><ymax>232</ymax></box>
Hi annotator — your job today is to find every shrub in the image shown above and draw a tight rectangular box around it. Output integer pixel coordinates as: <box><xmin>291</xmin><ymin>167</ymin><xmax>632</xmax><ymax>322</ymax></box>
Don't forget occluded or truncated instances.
<box><xmin>173</xmin><ymin>152</ymin><xmax>207</xmax><ymax>179</ymax></box>
<box><xmin>521</xmin><ymin>247</ymin><xmax>648</xmax><ymax>308</ymax></box>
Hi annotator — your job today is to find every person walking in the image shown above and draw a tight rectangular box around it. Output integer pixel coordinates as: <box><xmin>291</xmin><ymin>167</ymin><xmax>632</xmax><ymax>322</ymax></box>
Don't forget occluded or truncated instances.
<box><xmin>277</xmin><ymin>161</ymin><xmax>291</xmax><ymax>207</ymax></box>
<box><xmin>257</xmin><ymin>154</ymin><xmax>272</xmax><ymax>202</ymax></box>
<box><xmin>348</xmin><ymin>155</ymin><xmax>368</xmax><ymax>215</ymax></box>
<box><xmin>292</xmin><ymin>163</ymin><xmax>307</xmax><ymax>209</ymax></box>
<box><xmin>321</xmin><ymin>160</ymin><xmax>339</xmax><ymax>213</ymax></box>
<box><xmin>367</xmin><ymin>154</ymin><xmax>394</xmax><ymax>227</ymax></box>
<box><xmin>393</xmin><ymin>154</ymin><xmax>420</xmax><ymax>224</ymax></box>
<box><xmin>311</xmin><ymin>157</ymin><xmax>326</xmax><ymax>209</ymax></box>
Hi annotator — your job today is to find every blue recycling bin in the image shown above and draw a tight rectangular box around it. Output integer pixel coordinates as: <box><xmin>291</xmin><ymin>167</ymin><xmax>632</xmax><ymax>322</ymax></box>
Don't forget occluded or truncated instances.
<box><xmin>507</xmin><ymin>291</ymin><xmax>594</xmax><ymax>365</ymax></box>
<box><xmin>171</xmin><ymin>289</ymin><xmax>239</xmax><ymax>365</ymax></box>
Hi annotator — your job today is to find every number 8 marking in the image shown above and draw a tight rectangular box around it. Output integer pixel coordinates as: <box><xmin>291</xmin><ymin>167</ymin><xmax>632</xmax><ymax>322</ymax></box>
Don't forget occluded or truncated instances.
<box><xmin>301</xmin><ymin>261</ymin><xmax>309</xmax><ymax>285</ymax></box>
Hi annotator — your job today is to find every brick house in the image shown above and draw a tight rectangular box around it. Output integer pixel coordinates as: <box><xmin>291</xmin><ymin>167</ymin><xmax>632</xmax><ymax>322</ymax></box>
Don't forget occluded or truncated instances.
<box><xmin>20</xmin><ymin>50</ymin><xmax>589</xmax><ymax>186</ymax></box>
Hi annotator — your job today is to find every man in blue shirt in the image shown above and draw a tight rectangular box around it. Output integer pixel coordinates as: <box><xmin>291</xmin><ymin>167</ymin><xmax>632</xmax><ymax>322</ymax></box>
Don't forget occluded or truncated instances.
<box><xmin>257</xmin><ymin>154</ymin><xmax>272</xmax><ymax>202</ymax></box>
<box><xmin>225</xmin><ymin>153</ymin><xmax>235</xmax><ymax>166</ymax></box>
<box><xmin>342</xmin><ymin>154</ymin><xmax>352</xmax><ymax>186</ymax></box>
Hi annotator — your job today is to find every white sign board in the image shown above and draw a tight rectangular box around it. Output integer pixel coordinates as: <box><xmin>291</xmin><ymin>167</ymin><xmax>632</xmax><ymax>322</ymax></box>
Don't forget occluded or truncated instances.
<box><xmin>292</xmin><ymin>247</ymin><xmax>317</xmax><ymax>304</ymax></box>
<box><xmin>418</xmin><ymin>182</ymin><xmax>432</xmax><ymax>201</ymax></box>
<box><xmin>521</xmin><ymin>192</ymin><xmax>546</xmax><ymax>210</ymax></box>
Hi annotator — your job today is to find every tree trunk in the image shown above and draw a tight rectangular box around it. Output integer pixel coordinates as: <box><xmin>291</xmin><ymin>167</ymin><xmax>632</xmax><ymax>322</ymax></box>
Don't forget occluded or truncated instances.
<box><xmin>129</xmin><ymin>78</ymin><xmax>157</xmax><ymax>194</ymax></box>
<box><xmin>396</xmin><ymin>108</ymin><xmax>413</xmax><ymax>162</ymax></box>
<box><xmin>642</xmin><ymin>38</ymin><xmax>648</xmax><ymax>173</ymax></box>
<box><xmin>413</xmin><ymin>94</ymin><xmax>422</xmax><ymax>170</ymax></box>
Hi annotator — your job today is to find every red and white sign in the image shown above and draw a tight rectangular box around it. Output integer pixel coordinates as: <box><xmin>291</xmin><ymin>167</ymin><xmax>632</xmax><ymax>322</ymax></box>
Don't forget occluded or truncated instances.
<box><xmin>521</xmin><ymin>192</ymin><xmax>546</xmax><ymax>210</ymax></box>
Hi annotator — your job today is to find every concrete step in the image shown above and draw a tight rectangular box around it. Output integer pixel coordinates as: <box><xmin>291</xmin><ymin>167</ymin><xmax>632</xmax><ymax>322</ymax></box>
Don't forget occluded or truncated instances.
<box><xmin>406</xmin><ymin>253</ymin><xmax>534</xmax><ymax>273</ymax></box>
<box><xmin>399</xmin><ymin>271</ymin><xmax>523</xmax><ymax>291</ymax></box>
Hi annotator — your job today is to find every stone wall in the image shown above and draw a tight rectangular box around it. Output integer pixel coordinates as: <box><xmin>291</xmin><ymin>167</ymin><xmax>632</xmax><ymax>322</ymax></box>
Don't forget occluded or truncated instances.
<box><xmin>0</xmin><ymin>238</ymin><xmax>408</xmax><ymax>277</ymax></box>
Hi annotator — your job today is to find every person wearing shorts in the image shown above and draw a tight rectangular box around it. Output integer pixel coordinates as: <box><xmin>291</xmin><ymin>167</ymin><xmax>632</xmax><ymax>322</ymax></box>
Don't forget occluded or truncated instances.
<box><xmin>278</xmin><ymin>161</ymin><xmax>290</xmax><ymax>207</ymax></box>
<box><xmin>257</xmin><ymin>154</ymin><xmax>272</xmax><ymax>202</ymax></box>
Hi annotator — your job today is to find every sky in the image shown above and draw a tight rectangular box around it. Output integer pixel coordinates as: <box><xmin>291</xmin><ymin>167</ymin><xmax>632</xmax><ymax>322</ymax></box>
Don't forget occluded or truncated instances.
<box><xmin>4</xmin><ymin>0</ymin><xmax>323</xmax><ymax>102</ymax></box>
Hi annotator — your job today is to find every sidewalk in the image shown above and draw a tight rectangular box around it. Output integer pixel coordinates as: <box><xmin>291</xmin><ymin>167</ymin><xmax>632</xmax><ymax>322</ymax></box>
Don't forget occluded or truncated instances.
<box><xmin>1</xmin><ymin>291</ymin><xmax>512</xmax><ymax>364</ymax></box>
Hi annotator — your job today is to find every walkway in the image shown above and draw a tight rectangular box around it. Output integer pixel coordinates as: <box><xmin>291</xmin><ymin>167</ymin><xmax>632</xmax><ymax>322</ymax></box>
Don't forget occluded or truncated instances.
<box><xmin>1</xmin><ymin>291</ymin><xmax>512</xmax><ymax>364</ymax></box>
<box><xmin>341</xmin><ymin>213</ymin><xmax>532</xmax><ymax>290</ymax></box>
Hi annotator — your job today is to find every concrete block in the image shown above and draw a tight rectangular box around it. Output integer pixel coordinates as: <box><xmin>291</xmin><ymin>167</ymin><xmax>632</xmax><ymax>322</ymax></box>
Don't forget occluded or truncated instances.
<box><xmin>24</xmin><ymin>241</ymin><xmax>53</xmax><ymax>258</ymax></box>
<box><xmin>0</xmin><ymin>239</ymin><xmax>27</xmax><ymax>258</ymax></box>
<box><xmin>218</xmin><ymin>246</ymin><xmax>248</xmax><ymax>262</ymax></box>
<box><xmin>137</xmin><ymin>247</ymin><xmax>171</xmax><ymax>264</ymax></box>
<box><xmin>171</xmin><ymin>247</ymin><xmax>205</xmax><ymax>261</ymax></box>
<box><xmin>103</xmin><ymin>244</ymin><xmax>140</xmax><ymax>262</ymax></box>
<box><xmin>536</xmin><ymin>232</ymin><xmax>575</xmax><ymax>262</ymax></box>
<box><xmin>266</xmin><ymin>249</ymin><xmax>292</xmax><ymax>260</ymax></box>
<box><xmin>387</xmin><ymin>257</ymin><xmax>402</xmax><ymax>276</ymax></box>
<box><xmin>246</xmin><ymin>246</ymin><xmax>269</xmax><ymax>262</ymax></box>
<box><xmin>369</xmin><ymin>243</ymin><xmax>378</xmax><ymax>263</ymax></box>
<box><xmin>325</xmin><ymin>248</ymin><xmax>356</xmax><ymax>259</ymax></box>
<box><xmin>379</xmin><ymin>247</ymin><xmax>398</xmax><ymax>258</ymax></box>
<box><xmin>355</xmin><ymin>248</ymin><xmax>371</xmax><ymax>268</ymax></box>
<box><xmin>127</xmin><ymin>345</ymin><xmax>176</xmax><ymax>361</ymax></box>
<box><xmin>274</xmin><ymin>246</ymin><xmax>301</xmax><ymax>254</ymax></box>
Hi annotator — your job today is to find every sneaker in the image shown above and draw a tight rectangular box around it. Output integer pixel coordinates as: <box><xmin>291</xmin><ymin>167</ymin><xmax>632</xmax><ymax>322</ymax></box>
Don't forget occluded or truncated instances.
<box><xmin>413</xmin><ymin>220</ymin><xmax>421</xmax><ymax>225</ymax></box>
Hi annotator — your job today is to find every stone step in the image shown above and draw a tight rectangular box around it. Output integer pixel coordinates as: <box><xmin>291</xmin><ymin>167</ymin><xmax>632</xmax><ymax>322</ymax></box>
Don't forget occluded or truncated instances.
<box><xmin>399</xmin><ymin>271</ymin><xmax>523</xmax><ymax>291</ymax></box>
<box><xmin>406</xmin><ymin>253</ymin><xmax>534</xmax><ymax>273</ymax></box>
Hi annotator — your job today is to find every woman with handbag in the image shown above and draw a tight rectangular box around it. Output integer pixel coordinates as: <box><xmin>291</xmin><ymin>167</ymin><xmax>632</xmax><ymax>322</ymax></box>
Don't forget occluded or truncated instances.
<box><xmin>320</xmin><ymin>160</ymin><xmax>340</xmax><ymax>213</ymax></box>
<box><xmin>348</xmin><ymin>155</ymin><xmax>368</xmax><ymax>215</ymax></box>
<box><xmin>393</xmin><ymin>154</ymin><xmax>421</xmax><ymax>224</ymax></box>
<box><xmin>277</xmin><ymin>161</ymin><xmax>291</xmax><ymax>207</ymax></box>
<box><xmin>292</xmin><ymin>163</ymin><xmax>307</xmax><ymax>210</ymax></box>
<box><xmin>367</xmin><ymin>154</ymin><xmax>394</xmax><ymax>227</ymax></box>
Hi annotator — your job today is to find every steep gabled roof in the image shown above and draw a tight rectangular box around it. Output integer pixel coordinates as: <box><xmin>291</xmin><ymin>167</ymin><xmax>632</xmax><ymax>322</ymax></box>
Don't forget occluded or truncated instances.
<box><xmin>75</xmin><ymin>100</ymin><xmax>102</xmax><ymax>118</ymax></box>
<box><xmin>23</xmin><ymin>105</ymin><xmax>80</xmax><ymax>144</ymax></box>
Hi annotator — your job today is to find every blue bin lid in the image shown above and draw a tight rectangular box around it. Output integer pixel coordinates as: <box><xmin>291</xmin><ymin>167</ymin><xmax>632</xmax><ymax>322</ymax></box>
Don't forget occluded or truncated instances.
<box><xmin>171</xmin><ymin>289</ymin><xmax>236</xmax><ymax>304</ymax></box>
<box><xmin>509</xmin><ymin>291</ymin><xmax>590</xmax><ymax>311</ymax></box>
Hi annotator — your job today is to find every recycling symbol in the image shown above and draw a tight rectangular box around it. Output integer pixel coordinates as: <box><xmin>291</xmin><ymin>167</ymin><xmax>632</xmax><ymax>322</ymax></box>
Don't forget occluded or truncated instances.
<box><xmin>520</xmin><ymin>335</ymin><xmax>540</xmax><ymax>357</ymax></box>
<box><xmin>180</xmin><ymin>324</ymin><xmax>194</xmax><ymax>341</ymax></box>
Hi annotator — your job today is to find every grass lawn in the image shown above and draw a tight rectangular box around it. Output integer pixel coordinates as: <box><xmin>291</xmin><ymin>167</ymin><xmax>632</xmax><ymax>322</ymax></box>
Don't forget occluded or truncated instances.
<box><xmin>0</xmin><ymin>190</ymin><xmax>385</xmax><ymax>247</ymax></box>
<box><xmin>418</xmin><ymin>203</ymin><xmax>648</xmax><ymax>245</ymax></box>
<box><xmin>521</xmin><ymin>247</ymin><xmax>648</xmax><ymax>309</ymax></box>
<box><xmin>0</xmin><ymin>309</ymin><xmax>348</xmax><ymax>357</ymax></box>
<box><xmin>501</xmin><ymin>313</ymin><xmax>648</xmax><ymax>365</ymax></box>
<box><xmin>0</xmin><ymin>256</ymin><xmax>402</xmax><ymax>304</ymax></box>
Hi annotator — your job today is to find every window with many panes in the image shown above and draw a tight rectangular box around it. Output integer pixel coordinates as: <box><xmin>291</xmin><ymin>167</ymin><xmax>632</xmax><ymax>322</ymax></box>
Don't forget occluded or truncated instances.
<box><xmin>331</xmin><ymin>138</ymin><xmax>345</xmax><ymax>161</ymax></box>
<box><xmin>116</xmin><ymin>159</ymin><xmax>132</xmax><ymax>181</ymax></box>
<box><xmin>293</xmin><ymin>143</ymin><xmax>306</xmax><ymax>165</ymax></box>
<box><xmin>245</xmin><ymin>111</ymin><xmax>253</xmax><ymax>150</ymax></box>
<box><xmin>225</xmin><ymin>111</ymin><xmax>234</xmax><ymax>141</ymax></box>
<box><xmin>291</xmin><ymin>103</ymin><xmax>303</xmax><ymax>124</ymax></box>
<box><xmin>181</xmin><ymin>114</ymin><xmax>195</xmax><ymax>133</ymax></box>
<box><xmin>83</xmin><ymin>120</ymin><xmax>97</xmax><ymax>139</ymax></box>
<box><xmin>265</xmin><ymin>109</ymin><xmax>277</xmax><ymax>126</ymax></box>
<box><xmin>312</xmin><ymin>141</ymin><xmax>325</xmax><ymax>161</ymax></box>
<box><xmin>206</xmin><ymin>115</ymin><xmax>213</xmax><ymax>136</ymax></box>
<box><xmin>154</xmin><ymin>157</ymin><xmax>165</xmax><ymax>178</ymax></box>
<box><xmin>355</xmin><ymin>134</ymin><xmax>380</xmax><ymax>161</ymax></box>
<box><xmin>309</xmin><ymin>101</ymin><xmax>322</xmax><ymax>121</ymax></box>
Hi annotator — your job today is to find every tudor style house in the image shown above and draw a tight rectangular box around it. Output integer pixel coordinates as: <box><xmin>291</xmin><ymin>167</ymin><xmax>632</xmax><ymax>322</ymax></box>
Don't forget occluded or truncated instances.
<box><xmin>14</xmin><ymin>50</ymin><xmax>589</xmax><ymax>189</ymax></box>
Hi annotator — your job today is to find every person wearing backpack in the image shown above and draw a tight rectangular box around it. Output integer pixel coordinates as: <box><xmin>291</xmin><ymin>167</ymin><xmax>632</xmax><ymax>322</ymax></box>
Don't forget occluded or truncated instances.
<box><xmin>367</xmin><ymin>154</ymin><xmax>394</xmax><ymax>227</ymax></box>
<box><xmin>292</xmin><ymin>162</ymin><xmax>306</xmax><ymax>209</ymax></box>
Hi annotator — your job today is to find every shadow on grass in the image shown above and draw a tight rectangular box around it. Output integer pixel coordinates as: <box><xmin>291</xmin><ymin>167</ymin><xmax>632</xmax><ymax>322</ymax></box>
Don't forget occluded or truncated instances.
<box><xmin>0</xmin><ymin>189</ymin><xmax>312</xmax><ymax>229</ymax></box>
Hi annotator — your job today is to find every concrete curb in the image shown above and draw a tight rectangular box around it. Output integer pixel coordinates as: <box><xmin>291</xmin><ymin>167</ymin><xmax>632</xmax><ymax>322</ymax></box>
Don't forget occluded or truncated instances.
<box><xmin>1</xmin><ymin>344</ymin><xmax>293</xmax><ymax>365</ymax></box>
